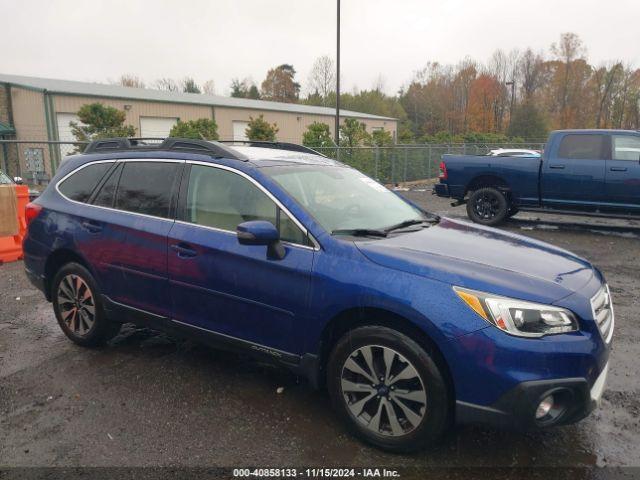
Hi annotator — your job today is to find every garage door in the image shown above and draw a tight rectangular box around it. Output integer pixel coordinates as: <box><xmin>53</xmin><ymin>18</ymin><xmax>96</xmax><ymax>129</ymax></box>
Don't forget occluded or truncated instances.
<box><xmin>140</xmin><ymin>117</ymin><xmax>178</xmax><ymax>139</ymax></box>
<box><xmin>56</xmin><ymin>113</ymin><xmax>83</xmax><ymax>158</ymax></box>
<box><xmin>233</xmin><ymin>121</ymin><xmax>249</xmax><ymax>141</ymax></box>
<box><xmin>56</xmin><ymin>113</ymin><xmax>81</xmax><ymax>142</ymax></box>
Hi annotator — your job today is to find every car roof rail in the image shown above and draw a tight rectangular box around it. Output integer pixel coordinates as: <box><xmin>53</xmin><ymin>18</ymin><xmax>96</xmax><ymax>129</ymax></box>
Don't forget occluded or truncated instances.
<box><xmin>83</xmin><ymin>137</ymin><xmax>248</xmax><ymax>161</ymax></box>
<box><xmin>217</xmin><ymin>140</ymin><xmax>327</xmax><ymax>157</ymax></box>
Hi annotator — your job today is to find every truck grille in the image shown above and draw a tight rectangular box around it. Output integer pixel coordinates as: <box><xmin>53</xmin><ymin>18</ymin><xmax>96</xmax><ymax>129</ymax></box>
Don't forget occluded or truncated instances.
<box><xmin>591</xmin><ymin>285</ymin><xmax>614</xmax><ymax>344</ymax></box>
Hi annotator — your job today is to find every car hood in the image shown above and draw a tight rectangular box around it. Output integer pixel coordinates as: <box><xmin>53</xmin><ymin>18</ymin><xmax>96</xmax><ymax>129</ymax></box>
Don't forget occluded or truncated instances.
<box><xmin>355</xmin><ymin>218</ymin><xmax>596</xmax><ymax>304</ymax></box>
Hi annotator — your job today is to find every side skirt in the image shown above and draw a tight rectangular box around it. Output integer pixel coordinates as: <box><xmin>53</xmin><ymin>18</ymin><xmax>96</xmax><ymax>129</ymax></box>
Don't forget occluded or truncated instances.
<box><xmin>101</xmin><ymin>295</ymin><xmax>320</xmax><ymax>387</ymax></box>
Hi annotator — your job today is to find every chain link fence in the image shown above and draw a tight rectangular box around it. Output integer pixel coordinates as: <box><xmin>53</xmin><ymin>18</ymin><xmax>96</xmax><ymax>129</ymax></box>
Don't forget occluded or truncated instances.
<box><xmin>0</xmin><ymin>140</ymin><xmax>544</xmax><ymax>186</ymax></box>
<box><xmin>316</xmin><ymin>143</ymin><xmax>545</xmax><ymax>184</ymax></box>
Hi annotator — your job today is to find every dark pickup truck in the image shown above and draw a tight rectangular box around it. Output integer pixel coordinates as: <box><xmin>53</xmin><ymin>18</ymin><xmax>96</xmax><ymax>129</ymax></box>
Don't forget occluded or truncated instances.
<box><xmin>434</xmin><ymin>129</ymin><xmax>640</xmax><ymax>225</ymax></box>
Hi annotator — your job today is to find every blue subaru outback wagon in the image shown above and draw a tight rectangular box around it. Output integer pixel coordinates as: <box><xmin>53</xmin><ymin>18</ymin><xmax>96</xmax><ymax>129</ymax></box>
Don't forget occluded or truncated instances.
<box><xmin>23</xmin><ymin>138</ymin><xmax>612</xmax><ymax>452</ymax></box>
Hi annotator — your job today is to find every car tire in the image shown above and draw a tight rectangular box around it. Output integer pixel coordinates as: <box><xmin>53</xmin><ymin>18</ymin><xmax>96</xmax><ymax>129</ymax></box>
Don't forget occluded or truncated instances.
<box><xmin>327</xmin><ymin>326</ymin><xmax>450</xmax><ymax>452</ymax></box>
<box><xmin>51</xmin><ymin>262</ymin><xmax>120</xmax><ymax>347</ymax></box>
<box><xmin>466</xmin><ymin>187</ymin><xmax>508</xmax><ymax>226</ymax></box>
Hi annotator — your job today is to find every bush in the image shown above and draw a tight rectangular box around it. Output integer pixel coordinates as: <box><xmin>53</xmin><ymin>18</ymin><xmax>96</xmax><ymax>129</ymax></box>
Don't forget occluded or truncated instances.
<box><xmin>246</xmin><ymin>115</ymin><xmax>278</xmax><ymax>141</ymax></box>
<box><xmin>302</xmin><ymin>122</ymin><xmax>334</xmax><ymax>148</ymax></box>
<box><xmin>170</xmin><ymin>118</ymin><xmax>219</xmax><ymax>140</ymax></box>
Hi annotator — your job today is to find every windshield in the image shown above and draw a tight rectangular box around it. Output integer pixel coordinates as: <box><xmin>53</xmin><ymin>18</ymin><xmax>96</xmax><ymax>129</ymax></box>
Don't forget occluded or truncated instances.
<box><xmin>0</xmin><ymin>170</ymin><xmax>13</xmax><ymax>185</ymax></box>
<box><xmin>267</xmin><ymin>165</ymin><xmax>431</xmax><ymax>234</ymax></box>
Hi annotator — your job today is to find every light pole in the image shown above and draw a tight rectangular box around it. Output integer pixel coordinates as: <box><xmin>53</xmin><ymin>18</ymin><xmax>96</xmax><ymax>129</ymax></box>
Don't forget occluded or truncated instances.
<box><xmin>506</xmin><ymin>81</ymin><xmax>515</xmax><ymax>128</ymax></box>
<box><xmin>335</xmin><ymin>0</ymin><xmax>341</xmax><ymax>147</ymax></box>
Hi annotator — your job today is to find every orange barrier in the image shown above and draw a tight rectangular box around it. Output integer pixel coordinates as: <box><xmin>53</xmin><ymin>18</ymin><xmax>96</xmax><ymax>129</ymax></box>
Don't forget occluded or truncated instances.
<box><xmin>0</xmin><ymin>185</ymin><xmax>29</xmax><ymax>264</ymax></box>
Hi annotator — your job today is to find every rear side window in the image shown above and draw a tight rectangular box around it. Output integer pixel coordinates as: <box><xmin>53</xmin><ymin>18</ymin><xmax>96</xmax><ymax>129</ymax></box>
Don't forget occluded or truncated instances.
<box><xmin>612</xmin><ymin>135</ymin><xmax>640</xmax><ymax>161</ymax></box>
<box><xmin>557</xmin><ymin>134</ymin><xmax>607</xmax><ymax>160</ymax></box>
<box><xmin>58</xmin><ymin>162</ymin><xmax>112</xmax><ymax>202</ymax></box>
<box><xmin>114</xmin><ymin>162</ymin><xmax>179</xmax><ymax>218</ymax></box>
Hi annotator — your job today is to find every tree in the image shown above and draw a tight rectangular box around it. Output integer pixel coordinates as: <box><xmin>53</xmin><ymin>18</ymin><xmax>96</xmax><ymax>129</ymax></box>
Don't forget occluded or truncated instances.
<box><xmin>550</xmin><ymin>32</ymin><xmax>587</xmax><ymax>128</ymax></box>
<box><xmin>367</xmin><ymin>129</ymin><xmax>394</xmax><ymax>147</ymax></box>
<box><xmin>230</xmin><ymin>78</ymin><xmax>260</xmax><ymax>99</ymax></box>
<box><xmin>182</xmin><ymin>77</ymin><xmax>201</xmax><ymax>94</ymax></box>
<box><xmin>261</xmin><ymin>64</ymin><xmax>300</xmax><ymax>102</ymax></box>
<box><xmin>154</xmin><ymin>78</ymin><xmax>178</xmax><ymax>92</ymax></box>
<box><xmin>246</xmin><ymin>115</ymin><xmax>278</xmax><ymax>141</ymax></box>
<box><xmin>302</xmin><ymin>122</ymin><xmax>334</xmax><ymax>148</ymax></box>
<box><xmin>70</xmin><ymin>103</ymin><xmax>136</xmax><ymax>149</ymax></box>
<box><xmin>116</xmin><ymin>74</ymin><xmax>145</xmax><ymax>88</ymax></box>
<box><xmin>339</xmin><ymin>118</ymin><xmax>369</xmax><ymax>148</ymax></box>
<box><xmin>307</xmin><ymin>56</ymin><xmax>335</xmax><ymax>105</ymax></box>
<box><xmin>202</xmin><ymin>80</ymin><xmax>216</xmax><ymax>95</ymax></box>
<box><xmin>507</xmin><ymin>102</ymin><xmax>548</xmax><ymax>140</ymax></box>
<box><xmin>169</xmin><ymin>118</ymin><xmax>219</xmax><ymax>140</ymax></box>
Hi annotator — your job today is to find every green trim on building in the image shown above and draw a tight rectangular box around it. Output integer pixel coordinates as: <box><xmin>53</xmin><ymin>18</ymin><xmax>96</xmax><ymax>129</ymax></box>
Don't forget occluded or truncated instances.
<box><xmin>0</xmin><ymin>121</ymin><xmax>15</xmax><ymax>135</ymax></box>
<box><xmin>43</xmin><ymin>91</ymin><xmax>57</xmax><ymax>174</ymax></box>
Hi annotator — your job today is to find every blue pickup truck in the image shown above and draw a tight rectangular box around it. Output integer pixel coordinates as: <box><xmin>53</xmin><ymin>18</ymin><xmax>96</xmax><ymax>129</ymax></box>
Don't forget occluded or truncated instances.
<box><xmin>434</xmin><ymin>129</ymin><xmax>640</xmax><ymax>225</ymax></box>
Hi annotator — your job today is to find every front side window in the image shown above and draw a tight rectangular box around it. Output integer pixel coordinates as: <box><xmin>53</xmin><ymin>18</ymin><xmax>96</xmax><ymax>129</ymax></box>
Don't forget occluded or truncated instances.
<box><xmin>557</xmin><ymin>134</ymin><xmax>607</xmax><ymax>160</ymax></box>
<box><xmin>114</xmin><ymin>161</ymin><xmax>179</xmax><ymax>218</ymax></box>
<box><xmin>185</xmin><ymin>165</ymin><xmax>307</xmax><ymax>245</ymax></box>
<box><xmin>58</xmin><ymin>162</ymin><xmax>113</xmax><ymax>202</ymax></box>
<box><xmin>612</xmin><ymin>135</ymin><xmax>640</xmax><ymax>161</ymax></box>
<box><xmin>267</xmin><ymin>165</ymin><xmax>427</xmax><ymax>233</ymax></box>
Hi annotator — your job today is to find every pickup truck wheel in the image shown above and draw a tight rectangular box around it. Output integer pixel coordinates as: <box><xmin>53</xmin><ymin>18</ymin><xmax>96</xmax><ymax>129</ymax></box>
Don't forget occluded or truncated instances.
<box><xmin>327</xmin><ymin>326</ymin><xmax>449</xmax><ymax>452</ymax></box>
<box><xmin>466</xmin><ymin>187</ymin><xmax>508</xmax><ymax>226</ymax></box>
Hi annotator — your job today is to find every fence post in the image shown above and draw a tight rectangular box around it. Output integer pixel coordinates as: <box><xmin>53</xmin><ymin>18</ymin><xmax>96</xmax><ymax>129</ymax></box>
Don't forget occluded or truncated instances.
<box><xmin>427</xmin><ymin>145</ymin><xmax>432</xmax><ymax>179</ymax></box>
<box><xmin>374</xmin><ymin>147</ymin><xmax>379</xmax><ymax>180</ymax></box>
<box><xmin>403</xmin><ymin>147</ymin><xmax>408</xmax><ymax>183</ymax></box>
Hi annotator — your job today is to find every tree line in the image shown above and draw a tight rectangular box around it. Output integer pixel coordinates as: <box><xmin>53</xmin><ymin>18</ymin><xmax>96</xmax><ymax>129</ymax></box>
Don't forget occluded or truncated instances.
<box><xmin>102</xmin><ymin>32</ymin><xmax>640</xmax><ymax>143</ymax></box>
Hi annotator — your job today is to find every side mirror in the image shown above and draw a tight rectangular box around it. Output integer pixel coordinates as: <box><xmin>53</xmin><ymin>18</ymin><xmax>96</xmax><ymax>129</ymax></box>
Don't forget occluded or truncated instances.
<box><xmin>236</xmin><ymin>220</ymin><xmax>285</xmax><ymax>260</ymax></box>
<box><xmin>14</xmin><ymin>176</ymin><xmax>23</xmax><ymax>185</ymax></box>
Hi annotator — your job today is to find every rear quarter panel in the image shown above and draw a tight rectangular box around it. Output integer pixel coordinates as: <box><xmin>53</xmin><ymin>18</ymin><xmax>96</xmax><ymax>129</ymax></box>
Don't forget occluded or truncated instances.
<box><xmin>442</xmin><ymin>155</ymin><xmax>541</xmax><ymax>205</ymax></box>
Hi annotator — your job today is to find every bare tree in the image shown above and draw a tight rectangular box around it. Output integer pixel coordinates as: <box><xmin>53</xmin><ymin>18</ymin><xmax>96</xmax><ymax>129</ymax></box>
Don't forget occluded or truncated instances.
<box><xmin>519</xmin><ymin>49</ymin><xmax>546</xmax><ymax>101</ymax></box>
<box><xmin>551</xmin><ymin>32</ymin><xmax>586</xmax><ymax>128</ymax></box>
<box><xmin>307</xmin><ymin>55</ymin><xmax>336</xmax><ymax>105</ymax></box>
<box><xmin>202</xmin><ymin>80</ymin><xmax>216</xmax><ymax>95</ymax></box>
<box><xmin>116</xmin><ymin>74</ymin><xmax>145</xmax><ymax>88</ymax></box>
<box><xmin>154</xmin><ymin>78</ymin><xmax>179</xmax><ymax>92</ymax></box>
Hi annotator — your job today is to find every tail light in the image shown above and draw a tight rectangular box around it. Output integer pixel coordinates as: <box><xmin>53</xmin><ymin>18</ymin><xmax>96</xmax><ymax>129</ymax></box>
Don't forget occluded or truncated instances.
<box><xmin>439</xmin><ymin>161</ymin><xmax>448</xmax><ymax>180</ymax></box>
<box><xmin>25</xmin><ymin>202</ymin><xmax>43</xmax><ymax>227</ymax></box>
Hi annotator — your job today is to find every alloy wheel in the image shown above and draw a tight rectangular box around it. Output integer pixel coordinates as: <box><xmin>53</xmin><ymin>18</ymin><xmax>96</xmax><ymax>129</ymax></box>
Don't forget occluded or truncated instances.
<box><xmin>340</xmin><ymin>345</ymin><xmax>427</xmax><ymax>437</ymax></box>
<box><xmin>57</xmin><ymin>274</ymin><xmax>96</xmax><ymax>336</ymax></box>
<box><xmin>474</xmin><ymin>192</ymin><xmax>500</xmax><ymax>219</ymax></box>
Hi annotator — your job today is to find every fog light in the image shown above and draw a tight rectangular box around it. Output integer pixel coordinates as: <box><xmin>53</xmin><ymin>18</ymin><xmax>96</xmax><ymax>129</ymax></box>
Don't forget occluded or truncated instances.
<box><xmin>535</xmin><ymin>395</ymin><xmax>554</xmax><ymax>419</ymax></box>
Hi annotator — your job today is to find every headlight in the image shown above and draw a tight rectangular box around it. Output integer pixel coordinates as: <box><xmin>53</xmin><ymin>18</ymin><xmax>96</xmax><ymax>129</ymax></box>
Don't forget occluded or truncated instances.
<box><xmin>454</xmin><ymin>287</ymin><xmax>578</xmax><ymax>337</ymax></box>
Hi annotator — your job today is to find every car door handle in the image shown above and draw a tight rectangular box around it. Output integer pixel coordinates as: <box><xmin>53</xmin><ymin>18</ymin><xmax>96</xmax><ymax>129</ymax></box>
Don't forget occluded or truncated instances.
<box><xmin>81</xmin><ymin>220</ymin><xmax>103</xmax><ymax>234</ymax></box>
<box><xmin>170</xmin><ymin>243</ymin><xmax>197</xmax><ymax>258</ymax></box>
<box><xmin>610</xmin><ymin>167</ymin><xmax>628</xmax><ymax>172</ymax></box>
<box><xmin>549</xmin><ymin>164</ymin><xmax>565</xmax><ymax>169</ymax></box>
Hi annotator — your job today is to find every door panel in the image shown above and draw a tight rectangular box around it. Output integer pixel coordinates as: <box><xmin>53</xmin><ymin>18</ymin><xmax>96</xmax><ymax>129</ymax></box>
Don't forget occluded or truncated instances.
<box><xmin>541</xmin><ymin>134</ymin><xmax>608</xmax><ymax>207</ymax></box>
<box><xmin>91</xmin><ymin>160</ymin><xmax>182</xmax><ymax>317</ymax></box>
<box><xmin>168</xmin><ymin>223</ymin><xmax>313</xmax><ymax>353</ymax></box>
<box><xmin>605</xmin><ymin>134</ymin><xmax>640</xmax><ymax>209</ymax></box>
<box><xmin>168</xmin><ymin>164</ymin><xmax>314</xmax><ymax>354</ymax></box>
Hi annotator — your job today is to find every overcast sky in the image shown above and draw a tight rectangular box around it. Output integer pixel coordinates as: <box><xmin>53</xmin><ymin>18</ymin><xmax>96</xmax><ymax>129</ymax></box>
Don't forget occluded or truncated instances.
<box><xmin>2</xmin><ymin>0</ymin><xmax>639</xmax><ymax>96</ymax></box>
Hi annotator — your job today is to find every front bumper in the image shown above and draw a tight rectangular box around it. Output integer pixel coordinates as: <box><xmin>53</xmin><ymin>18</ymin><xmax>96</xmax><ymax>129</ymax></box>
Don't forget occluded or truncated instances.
<box><xmin>456</xmin><ymin>361</ymin><xmax>609</xmax><ymax>429</ymax></box>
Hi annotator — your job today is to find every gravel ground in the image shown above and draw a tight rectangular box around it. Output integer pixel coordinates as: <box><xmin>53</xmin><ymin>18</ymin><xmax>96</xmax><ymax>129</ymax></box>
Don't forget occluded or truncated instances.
<box><xmin>1</xmin><ymin>193</ymin><xmax>639</xmax><ymax>474</ymax></box>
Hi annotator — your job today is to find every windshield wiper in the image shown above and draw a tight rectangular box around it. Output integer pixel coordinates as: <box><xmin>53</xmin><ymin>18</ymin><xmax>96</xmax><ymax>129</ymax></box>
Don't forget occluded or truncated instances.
<box><xmin>383</xmin><ymin>219</ymin><xmax>432</xmax><ymax>233</ymax></box>
<box><xmin>331</xmin><ymin>228</ymin><xmax>388</xmax><ymax>238</ymax></box>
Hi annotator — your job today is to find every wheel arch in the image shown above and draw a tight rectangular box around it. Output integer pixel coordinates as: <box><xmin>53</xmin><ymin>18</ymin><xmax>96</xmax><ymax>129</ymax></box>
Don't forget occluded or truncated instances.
<box><xmin>464</xmin><ymin>174</ymin><xmax>511</xmax><ymax>196</ymax></box>
<box><xmin>43</xmin><ymin>248</ymin><xmax>96</xmax><ymax>301</ymax></box>
<box><xmin>316</xmin><ymin>307</ymin><xmax>455</xmax><ymax>404</ymax></box>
